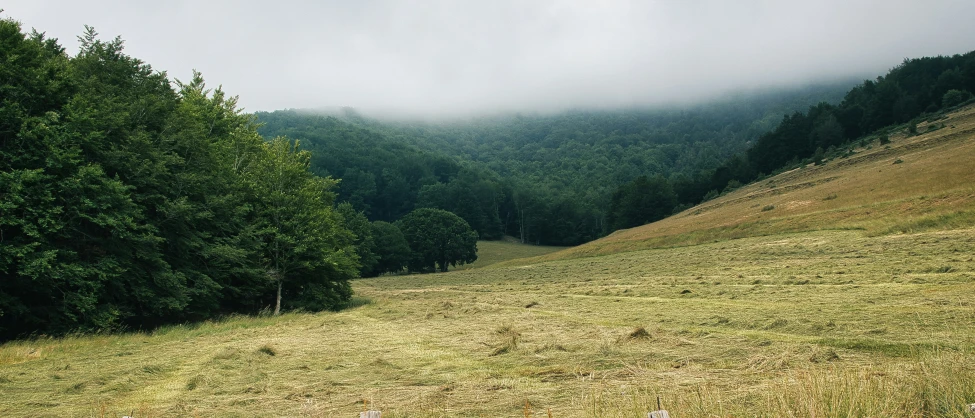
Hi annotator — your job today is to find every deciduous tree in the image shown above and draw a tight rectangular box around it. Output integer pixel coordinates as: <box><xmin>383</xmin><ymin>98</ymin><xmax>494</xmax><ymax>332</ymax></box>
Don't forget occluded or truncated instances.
<box><xmin>396</xmin><ymin>208</ymin><xmax>477</xmax><ymax>273</ymax></box>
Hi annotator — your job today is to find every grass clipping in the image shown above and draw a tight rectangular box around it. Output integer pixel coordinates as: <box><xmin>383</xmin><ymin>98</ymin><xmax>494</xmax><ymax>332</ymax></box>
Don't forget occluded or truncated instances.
<box><xmin>490</xmin><ymin>324</ymin><xmax>521</xmax><ymax>356</ymax></box>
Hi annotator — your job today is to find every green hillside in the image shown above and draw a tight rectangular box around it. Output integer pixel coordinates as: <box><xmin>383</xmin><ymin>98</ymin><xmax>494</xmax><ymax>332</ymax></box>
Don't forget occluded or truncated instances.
<box><xmin>5</xmin><ymin>11</ymin><xmax>975</xmax><ymax>418</ymax></box>
<box><xmin>3</xmin><ymin>105</ymin><xmax>975</xmax><ymax>417</ymax></box>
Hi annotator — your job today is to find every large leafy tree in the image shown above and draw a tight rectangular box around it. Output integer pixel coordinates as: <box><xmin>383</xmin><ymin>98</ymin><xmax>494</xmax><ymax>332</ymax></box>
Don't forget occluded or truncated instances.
<box><xmin>396</xmin><ymin>208</ymin><xmax>478</xmax><ymax>273</ymax></box>
<box><xmin>366</xmin><ymin>221</ymin><xmax>411</xmax><ymax>276</ymax></box>
<box><xmin>337</xmin><ymin>202</ymin><xmax>379</xmax><ymax>277</ymax></box>
<box><xmin>1</xmin><ymin>20</ymin><xmax>170</xmax><ymax>334</ymax></box>
<box><xmin>247</xmin><ymin>138</ymin><xmax>358</xmax><ymax>315</ymax></box>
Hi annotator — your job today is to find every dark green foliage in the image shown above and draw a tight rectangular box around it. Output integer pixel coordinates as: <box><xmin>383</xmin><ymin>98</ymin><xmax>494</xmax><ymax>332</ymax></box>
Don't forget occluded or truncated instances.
<box><xmin>719</xmin><ymin>50</ymin><xmax>975</xmax><ymax>201</ymax></box>
<box><xmin>255</xmin><ymin>111</ymin><xmax>509</xmax><ymax>241</ymax></box>
<box><xmin>256</xmin><ymin>84</ymin><xmax>851</xmax><ymax>245</ymax></box>
<box><xmin>248</xmin><ymin>138</ymin><xmax>358</xmax><ymax>315</ymax></box>
<box><xmin>0</xmin><ymin>18</ymin><xmax>355</xmax><ymax>339</ymax></box>
<box><xmin>416</xmin><ymin>171</ymin><xmax>504</xmax><ymax>240</ymax></box>
<box><xmin>396</xmin><ymin>209</ymin><xmax>478</xmax><ymax>273</ymax></box>
<box><xmin>367</xmin><ymin>221</ymin><xmax>412</xmax><ymax>276</ymax></box>
<box><xmin>606</xmin><ymin>176</ymin><xmax>678</xmax><ymax>231</ymax></box>
<box><xmin>254</xmin><ymin>111</ymin><xmax>461</xmax><ymax>222</ymax></box>
<box><xmin>942</xmin><ymin>89</ymin><xmax>973</xmax><ymax>108</ymax></box>
<box><xmin>812</xmin><ymin>147</ymin><xmax>826</xmax><ymax>165</ymax></box>
<box><xmin>337</xmin><ymin>203</ymin><xmax>379</xmax><ymax>277</ymax></box>
<box><xmin>260</xmin><ymin>49</ymin><xmax>973</xmax><ymax>247</ymax></box>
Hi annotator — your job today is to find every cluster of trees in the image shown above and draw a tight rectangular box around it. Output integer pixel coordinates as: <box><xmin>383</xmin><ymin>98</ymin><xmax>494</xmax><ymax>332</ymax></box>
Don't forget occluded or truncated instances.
<box><xmin>256</xmin><ymin>112</ymin><xmax>505</xmax><ymax>240</ymax></box>
<box><xmin>274</xmin><ymin>51</ymin><xmax>974</xmax><ymax>241</ymax></box>
<box><xmin>0</xmin><ymin>18</ymin><xmax>483</xmax><ymax>339</ymax></box>
<box><xmin>256</xmin><ymin>83</ymin><xmax>851</xmax><ymax>245</ymax></box>
<box><xmin>337</xmin><ymin>204</ymin><xmax>478</xmax><ymax>277</ymax></box>
<box><xmin>606</xmin><ymin>176</ymin><xmax>677</xmax><ymax>231</ymax></box>
<box><xmin>0</xmin><ymin>20</ymin><xmax>365</xmax><ymax>339</ymax></box>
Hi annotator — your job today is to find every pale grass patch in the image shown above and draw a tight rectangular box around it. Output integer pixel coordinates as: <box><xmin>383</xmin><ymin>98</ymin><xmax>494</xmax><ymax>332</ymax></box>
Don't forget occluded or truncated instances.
<box><xmin>2</xmin><ymin>228</ymin><xmax>974</xmax><ymax>415</ymax></box>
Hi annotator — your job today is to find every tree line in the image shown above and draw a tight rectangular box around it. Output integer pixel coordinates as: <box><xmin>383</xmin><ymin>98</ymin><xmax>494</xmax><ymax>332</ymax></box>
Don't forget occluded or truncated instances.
<box><xmin>0</xmin><ymin>18</ymin><xmax>480</xmax><ymax>340</ymax></box>
<box><xmin>0</xmin><ymin>19</ymin><xmax>365</xmax><ymax>338</ymax></box>
<box><xmin>260</xmin><ymin>49</ymin><xmax>975</xmax><ymax>243</ymax></box>
<box><xmin>652</xmin><ymin>51</ymin><xmax>975</xmax><ymax>220</ymax></box>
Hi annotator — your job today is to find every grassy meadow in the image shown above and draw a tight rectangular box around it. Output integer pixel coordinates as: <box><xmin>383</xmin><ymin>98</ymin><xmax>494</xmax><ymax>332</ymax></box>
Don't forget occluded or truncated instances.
<box><xmin>2</xmin><ymin>105</ymin><xmax>975</xmax><ymax>417</ymax></box>
<box><xmin>453</xmin><ymin>237</ymin><xmax>566</xmax><ymax>271</ymax></box>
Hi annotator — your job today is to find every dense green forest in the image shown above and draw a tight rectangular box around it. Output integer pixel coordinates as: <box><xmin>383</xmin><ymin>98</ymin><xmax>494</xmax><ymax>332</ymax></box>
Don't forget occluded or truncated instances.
<box><xmin>0</xmin><ymin>19</ymin><xmax>365</xmax><ymax>339</ymax></box>
<box><xmin>0</xmin><ymin>17</ymin><xmax>485</xmax><ymax>339</ymax></box>
<box><xmin>607</xmin><ymin>51</ymin><xmax>975</xmax><ymax>230</ymax></box>
<box><xmin>257</xmin><ymin>83</ymin><xmax>853</xmax><ymax>245</ymax></box>
<box><xmin>259</xmin><ymin>50</ymin><xmax>975</xmax><ymax>245</ymax></box>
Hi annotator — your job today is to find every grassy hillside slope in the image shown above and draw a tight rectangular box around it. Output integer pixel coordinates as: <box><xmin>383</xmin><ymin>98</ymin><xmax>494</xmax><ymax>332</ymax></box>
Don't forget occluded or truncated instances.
<box><xmin>2</xmin><ymin>229</ymin><xmax>972</xmax><ymax>417</ymax></box>
<box><xmin>2</xmin><ymin>106</ymin><xmax>975</xmax><ymax>417</ymax></box>
<box><xmin>453</xmin><ymin>238</ymin><xmax>566</xmax><ymax>271</ymax></box>
<box><xmin>519</xmin><ymin>104</ymin><xmax>975</xmax><ymax>262</ymax></box>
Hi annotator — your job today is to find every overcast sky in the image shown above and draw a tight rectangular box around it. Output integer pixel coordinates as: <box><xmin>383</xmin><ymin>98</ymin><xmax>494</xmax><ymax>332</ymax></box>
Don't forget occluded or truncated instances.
<box><xmin>5</xmin><ymin>1</ymin><xmax>975</xmax><ymax>116</ymax></box>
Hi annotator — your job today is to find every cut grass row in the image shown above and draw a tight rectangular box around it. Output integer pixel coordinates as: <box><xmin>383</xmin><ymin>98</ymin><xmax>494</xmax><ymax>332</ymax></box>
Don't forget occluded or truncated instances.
<box><xmin>2</xmin><ymin>228</ymin><xmax>974</xmax><ymax>416</ymax></box>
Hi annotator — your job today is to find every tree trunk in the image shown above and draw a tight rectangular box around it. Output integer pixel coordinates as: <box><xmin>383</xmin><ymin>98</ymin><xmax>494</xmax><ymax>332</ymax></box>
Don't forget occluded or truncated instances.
<box><xmin>519</xmin><ymin>209</ymin><xmax>526</xmax><ymax>243</ymax></box>
<box><xmin>274</xmin><ymin>279</ymin><xmax>282</xmax><ymax>316</ymax></box>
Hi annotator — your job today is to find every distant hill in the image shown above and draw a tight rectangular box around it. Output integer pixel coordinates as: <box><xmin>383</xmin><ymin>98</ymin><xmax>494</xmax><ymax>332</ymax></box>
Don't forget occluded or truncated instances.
<box><xmin>512</xmin><ymin>103</ymin><xmax>975</xmax><ymax>263</ymax></box>
<box><xmin>256</xmin><ymin>82</ymin><xmax>855</xmax><ymax>246</ymax></box>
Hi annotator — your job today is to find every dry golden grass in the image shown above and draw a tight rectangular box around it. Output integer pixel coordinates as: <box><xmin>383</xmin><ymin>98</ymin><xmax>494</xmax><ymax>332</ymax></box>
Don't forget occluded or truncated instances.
<box><xmin>2</xmin><ymin>227</ymin><xmax>974</xmax><ymax>416</ymax></box>
<box><xmin>3</xmin><ymin>106</ymin><xmax>975</xmax><ymax>417</ymax></box>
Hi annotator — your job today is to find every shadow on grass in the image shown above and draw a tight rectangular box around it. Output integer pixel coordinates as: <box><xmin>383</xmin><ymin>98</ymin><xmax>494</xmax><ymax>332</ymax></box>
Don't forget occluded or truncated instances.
<box><xmin>340</xmin><ymin>295</ymin><xmax>373</xmax><ymax>310</ymax></box>
<box><xmin>816</xmin><ymin>337</ymin><xmax>947</xmax><ymax>357</ymax></box>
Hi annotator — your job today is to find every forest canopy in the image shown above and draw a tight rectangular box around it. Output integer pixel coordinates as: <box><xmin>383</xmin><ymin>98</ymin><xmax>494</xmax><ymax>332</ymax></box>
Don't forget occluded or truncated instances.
<box><xmin>0</xmin><ymin>19</ymin><xmax>359</xmax><ymax>339</ymax></box>
<box><xmin>256</xmin><ymin>83</ymin><xmax>853</xmax><ymax>246</ymax></box>
<box><xmin>257</xmin><ymin>50</ymin><xmax>975</xmax><ymax>245</ymax></box>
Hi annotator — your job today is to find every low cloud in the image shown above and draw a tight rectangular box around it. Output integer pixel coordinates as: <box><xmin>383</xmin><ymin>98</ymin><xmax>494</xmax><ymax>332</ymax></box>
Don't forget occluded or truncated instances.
<box><xmin>6</xmin><ymin>0</ymin><xmax>975</xmax><ymax>116</ymax></box>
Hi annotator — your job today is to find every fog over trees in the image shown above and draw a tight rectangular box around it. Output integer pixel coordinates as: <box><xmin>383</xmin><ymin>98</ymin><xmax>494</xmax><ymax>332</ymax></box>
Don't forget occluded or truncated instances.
<box><xmin>5</xmin><ymin>1</ymin><xmax>975</xmax><ymax>116</ymax></box>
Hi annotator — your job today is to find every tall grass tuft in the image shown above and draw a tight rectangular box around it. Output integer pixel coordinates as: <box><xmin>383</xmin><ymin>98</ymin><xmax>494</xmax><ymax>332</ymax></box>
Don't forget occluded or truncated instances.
<box><xmin>583</xmin><ymin>353</ymin><xmax>975</xmax><ymax>417</ymax></box>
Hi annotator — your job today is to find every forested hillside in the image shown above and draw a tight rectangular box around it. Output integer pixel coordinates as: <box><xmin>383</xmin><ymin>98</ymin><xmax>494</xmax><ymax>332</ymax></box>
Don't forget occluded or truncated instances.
<box><xmin>257</xmin><ymin>83</ymin><xmax>852</xmax><ymax>245</ymax></box>
<box><xmin>703</xmin><ymin>51</ymin><xmax>975</xmax><ymax>202</ymax></box>
<box><xmin>259</xmin><ymin>51</ymin><xmax>975</xmax><ymax>246</ymax></box>
<box><xmin>0</xmin><ymin>20</ymin><xmax>359</xmax><ymax>339</ymax></box>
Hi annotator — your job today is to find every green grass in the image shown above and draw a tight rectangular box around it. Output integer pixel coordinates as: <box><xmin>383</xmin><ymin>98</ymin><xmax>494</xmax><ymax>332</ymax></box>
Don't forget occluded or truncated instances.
<box><xmin>2</xmin><ymin>228</ymin><xmax>975</xmax><ymax>417</ymax></box>
<box><xmin>452</xmin><ymin>237</ymin><xmax>566</xmax><ymax>270</ymax></box>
